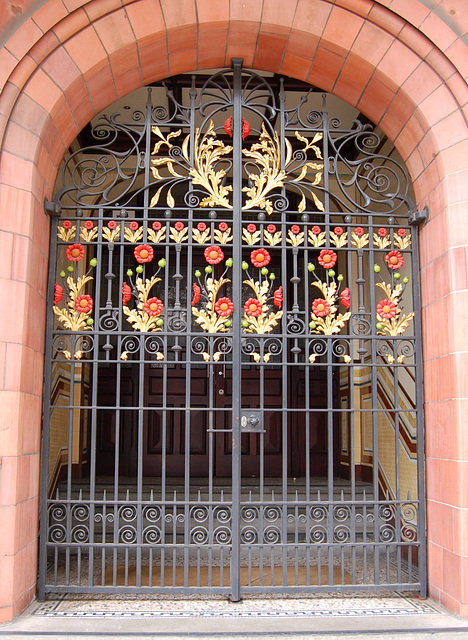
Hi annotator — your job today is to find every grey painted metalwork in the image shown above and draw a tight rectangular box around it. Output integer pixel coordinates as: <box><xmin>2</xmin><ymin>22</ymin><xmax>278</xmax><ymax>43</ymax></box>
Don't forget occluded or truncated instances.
<box><xmin>39</xmin><ymin>62</ymin><xmax>426</xmax><ymax>599</ymax></box>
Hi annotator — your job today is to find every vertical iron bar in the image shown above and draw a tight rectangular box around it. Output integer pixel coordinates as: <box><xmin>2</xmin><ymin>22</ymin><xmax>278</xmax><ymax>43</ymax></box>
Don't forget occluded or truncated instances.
<box><xmin>230</xmin><ymin>57</ymin><xmax>244</xmax><ymax>602</ymax></box>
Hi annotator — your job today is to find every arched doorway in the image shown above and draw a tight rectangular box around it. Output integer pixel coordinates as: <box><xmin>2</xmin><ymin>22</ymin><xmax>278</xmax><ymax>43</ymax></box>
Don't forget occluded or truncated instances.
<box><xmin>39</xmin><ymin>63</ymin><xmax>425</xmax><ymax>600</ymax></box>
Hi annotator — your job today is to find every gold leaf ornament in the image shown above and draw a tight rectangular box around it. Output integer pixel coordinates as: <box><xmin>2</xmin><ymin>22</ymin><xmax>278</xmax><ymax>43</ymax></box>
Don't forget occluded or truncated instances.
<box><xmin>123</xmin><ymin>276</ymin><xmax>163</xmax><ymax>332</ymax></box>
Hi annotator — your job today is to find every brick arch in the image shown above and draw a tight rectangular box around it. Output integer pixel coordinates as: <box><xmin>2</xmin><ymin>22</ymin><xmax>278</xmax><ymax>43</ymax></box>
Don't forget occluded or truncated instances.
<box><xmin>0</xmin><ymin>0</ymin><xmax>467</xmax><ymax>621</ymax></box>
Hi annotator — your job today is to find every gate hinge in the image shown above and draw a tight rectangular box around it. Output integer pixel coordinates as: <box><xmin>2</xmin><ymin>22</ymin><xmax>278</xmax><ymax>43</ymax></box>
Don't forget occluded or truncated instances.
<box><xmin>44</xmin><ymin>198</ymin><xmax>61</xmax><ymax>218</ymax></box>
<box><xmin>408</xmin><ymin>205</ymin><xmax>428</xmax><ymax>227</ymax></box>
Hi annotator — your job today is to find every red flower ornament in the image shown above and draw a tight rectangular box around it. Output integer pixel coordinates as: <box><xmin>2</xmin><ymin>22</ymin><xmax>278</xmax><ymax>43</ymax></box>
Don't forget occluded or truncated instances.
<box><xmin>244</xmin><ymin>298</ymin><xmax>262</xmax><ymax>317</ymax></box>
<box><xmin>290</xmin><ymin>225</ymin><xmax>301</xmax><ymax>235</ymax></box>
<box><xmin>62</xmin><ymin>220</ymin><xmax>72</xmax><ymax>229</ymax></box>
<box><xmin>192</xmin><ymin>284</ymin><xmax>201</xmax><ymax>306</ymax></box>
<box><xmin>311</xmin><ymin>225</ymin><xmax>321</xmax><ymax>235</ymax></box>
<box><xmin>75</xmin><ymin>294</ymin><xmax>93</xmax><ymax>314</ymax></box>
<box><xmin>397</xmin><ymin>228</ymin><xmax>407</xmax><ymax>237</ymax></box>
<box><xmin>84</xmin><ymin>220</ymin><xmax>94</xmax><ymax>229</ymax></box>
<box><xmin>247</xmin><ymin>224</ymin><xmax>256</xmax><ymax>233</ymax></box>
<box><xmin>267</xmin><ymin>224</ymin><xmax>276</xmax><ymax>234</ymax></box>
<box><xmin>224</xmin><ymin>116</ymin><xmax>251</xmax><ymax>140</ymax></box>
<box><xmin>197</xmin><ymin>222</ymin><xmax>207</xmax><ymax>231</ymax></box>
<box><xmin>204</xmin><ymin>246</ymin><xmax>224</xmax><ymax>264</ymax></box>
<box><xmin>250</xmin><ymin>248</ymin><xmax>271</xmax><ymax>268</ymax></box>
<box><xmin>134</xmin><ymin>244</ymin><xmax>154</xmax><ymax>263</ymax></box>
<box><xmin>152</xmin><ymin>221</ymin><xmax>162</xmax><ymax>231</ymax></box>
<box><xmin>355</xmin><ymin>227</ymin><xmax>364</xmax><ymax>237</ymax></box>
<box><xmin>334</xmin><ymin>226</ymin><xmax>344</xmax><ymax>236</ymax></box>
<box><xmin>218</xmin><ymin>222</ymin><xmax>228</xmax><ymax>232</ymax></box>
<box><xmin>145</xmin><ymin>297</ymin><xmax>163</xmax><ymax>316</ymax></box>
<box><xmin>54</xmin><ymin>283</ymin><xmax>63</xmax><ymax>305</ymax></box>
<box><xmin>385</xmin><ymin>250</ymin><xmax>404</xmax><ymax>270</ymax></box>
<box><xmin>122</xmin><ymin>283</ymin><xmax>132</xmax><ymax>305</ymax></box>
<box><xmin>129</xmin><ymin>221</ymin><xmax>139</xmax><ymax>231</ymax></box>
<box><xmin>66</xmin><ymin>243</ymin><xmax>85</xmax><ymax>262</ymax></box>
<box><xmin>312</xmin><ymin>298</ymin><xmax>330</xmax><ymax>318</ymax></box>
<box><xmin>107</xmin><ymin>220</ymin><xmax>117</xmax><ymax>229</ymax></box>
<box><xmin>377</xmin><ymin>299</ymin><xmax>397</xmax><ymax>319</ymax></box>
<box><xmin>174</xmin><ymin>221</ymin><xmax>184</xmax><ymax>231</ymax></box>
<box><xmin>341</xmin><ymin>287</ymin><xmax>351</xmax><ymax>310</ymax></box>
<box><xmin>215</xmin><ymin>297</ymin><xmax>234</xmax><ymax>317</ymax></box>
<box><xmin>378</xmin><ymin>227</ymin><xmax>387</xmax><ymax>237</ymax></box>
<box><xmin>273</xmin><ymin>286</ymin><xmax>283</xmax><ymax>309</ymax></box>
<box><xmin>318</xmin><ymin>249</ymin><xmax>337</xmax><ymax>269</ymax></box>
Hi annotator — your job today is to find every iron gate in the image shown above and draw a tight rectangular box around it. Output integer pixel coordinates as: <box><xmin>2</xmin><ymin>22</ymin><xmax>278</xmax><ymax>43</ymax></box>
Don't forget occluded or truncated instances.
<box><xmin>39</xmin><ymin>61</ymin><xmax>426</xmax><ymax>599</ymax></box>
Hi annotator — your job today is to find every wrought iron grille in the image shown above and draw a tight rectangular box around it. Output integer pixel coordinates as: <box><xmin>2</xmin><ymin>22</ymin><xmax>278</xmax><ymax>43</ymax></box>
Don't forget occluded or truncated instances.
<box><xmin>39</xmin><ymin>61</ymin><xmax>426</xmax><ymax>599</ymax></box>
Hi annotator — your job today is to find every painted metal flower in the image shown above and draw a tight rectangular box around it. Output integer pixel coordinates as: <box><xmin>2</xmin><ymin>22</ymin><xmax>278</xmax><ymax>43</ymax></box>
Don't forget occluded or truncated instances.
<box><xmin>247</xmin><ymin>224</ymin><xmax>257</xmax><ymax>233</ymax></box>
<box><xmin>250</xmin><ymin>248</ymin><xmax>271</xmax><ymax>268</ymax></box>
<box><xmin>145</xmin><ymin>297</ymin><xmax>164</xmax><ymax>316</ymax></box>
<box><xmin>134</xmin><ymin>244</ymin><xmax>154</xmax><ymax>263</ymax></box>
<box><xmin>192</xmin><ymin>283</ymin><xmax>201</xmax><ymax>306</ymax></box>
<box><xmin>54</xmin><ymin>283</ymin><xmax>63</xmax><ymax>304</ymax></box>
<box><xmin>377</xmin><ymin>299</ymin><xmax>397</xmax><ymax>319</ymax></box>
<box><xmin>66</xmin><ymin>243</ymin><xmax>85</xmax><ymax>262</ymax></box>
<box><xmin>152</xmin><ymin>221</ymin><xmax>162</xmax><ymax>230</ymax></box>
<box><xmin>84</xmin><ymin>220</ymin><xmax>94</xmax><ymax>229</ymax></box>
<box><xmin>129</xmin><ymin>221</ymin><xmax>139</xmax><ymax>231</ymax></box>
<box><xmin>122</xmin><ymin>283</ymin><xmax>132</xmax><ymax>305</ymax></box>
<box><xmin>215</xmin><ymin>297</ymin><xmax>234</xmax><ymax>317</ymax></box>
<box><xmin>224</xmin><ymin>116</ymin><xmax>251</xmax><ymax>140</ymax></box>
<box><xmin>75</xmin><ymin>294</ymin><xmax>93</xmax><ymax>314</ymax></box>
<box><xmin>107</xmin><ymin>220</ymin><xmax>117</xmax><ymax>229</ymax></box>
<box><xmin>397</xmin><ymin>228</ymin><xmax>407</xmax><ymax>237</ymax></box>
<box><xmin>62</xmin><ymin>220</ymin><xmax>72</xmax><ymax>229</ymax></box>
<box><xmin>311</xmin><ymin>225</ymin><xmax>321</xmax><ymax>235</ymax></box>
<box><xmin>267</xmin><ymin>224</ymin><xmax>276</xmax><ymax>234</ymax></box>
<box><xmin>354</xmin><ymin>227</ymin><xmax>364</xmax><ymax>236</ymax></box>
<box><xmin>334</xmin><ymin>226</ymin><xmax>344</xmax><ymax>236</ymax></box>
<box><xmin>312</xmin><ymin>298</ymin><xmax>330</xmax><ymax>318</ymax></box>
<box><xmin>318</xmin><ymin>249</ymin><xmax>337</xmax><ymax>269</ymax></box>
<box><xmin>290</xmin><ymin>225</ymin><xmax>301</xmax><ymax>235</ymax></box>
<box><xmin>244</xmin><ymin>298</ymin><xmax>263</xmax><ymax>317</ymax></box>
<box><xmin>218</xmin><ymin>222</ymin><xmax>228</xmax><ymax>232</ymax></box>
<box><xmin>273</xmin><ymin>286</ymin><xmax>283</xmax><ymax>309</ymax></box>
<box><xmin>204</xmin><ymin>245</ymin><xmax>224</xmax><ymax>264</ymax></box>
<box><xmin>174</xmin><ymin>222</ymin><xmax>184</xmax><ymax>231</ymax></box>
<box><xmin>385</xmin><ymin>250</ymin><xmax>404</xmax><ymax>270</ymax></box>
<box><xmin>378</xmin><ymin>227</ymin><xmax>387</xmax><ymax>237</ymax></box>
<box><xmin>197</xmin><ymin>222</ymin><xmax>207</xmax><ymax>231</ymax></box>
<box><xmin>340</xmin><ymin>287</ymin><xmax>351</xmax><ymax>309</ymax></box>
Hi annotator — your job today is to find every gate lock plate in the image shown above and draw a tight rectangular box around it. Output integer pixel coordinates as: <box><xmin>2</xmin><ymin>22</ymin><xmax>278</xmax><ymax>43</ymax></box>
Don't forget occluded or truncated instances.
<box><xmin>241</xmin><ymin>412</ymin><xmax>263</xmax><ymax>432</ymax></box>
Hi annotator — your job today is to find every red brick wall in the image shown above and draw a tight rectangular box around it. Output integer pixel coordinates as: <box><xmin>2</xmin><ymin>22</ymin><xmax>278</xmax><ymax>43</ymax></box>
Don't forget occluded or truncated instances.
<box><xmin>0</xmin><ymin>0</ymin><xmax>467</xmax><ymax>621</ymax></box>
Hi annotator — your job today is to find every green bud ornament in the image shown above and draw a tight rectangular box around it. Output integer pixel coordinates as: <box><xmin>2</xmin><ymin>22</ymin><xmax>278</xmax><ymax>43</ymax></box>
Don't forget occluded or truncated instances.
<box><xmin>67</xmin><ymin>265</ymin><xmax>74</xmax><ymax>272</ymax></box>
<box><xmin>158</xmin><ymin>259</ymin><xmax>166</xmax><ymax>268</ymax></box>
<box><xmin>269</xmin><ymin>273</ymin><xmax>275</xmax><ymax>280</ymax></box>
<box><xmin>308</xmin><ymin>263</ymin><xmax>315</xmax><ymax>272</ymax></box>
<box><xmin>309</xmin><ymin>321</ymin><xmax>317</xmax><ymax>329</ymax></box>
<box><xmin>376</xmin><ymin>322</ymin><xmax>383</xmax><ymax>331</ymax></box>
<box><xmin>374</xmin><ymin>264</ymin><xmax>381</xmax><ymax>273</ymax></box>
<box><xmin>328</xmin><ymin>270</ymin><xmax>335</xmax><ymax>277</ymax></box>
<box><xmin>156</xmin><ymin>319</ymin><xmax>164</xmax><ymax>327</ymax></box>
<box><xmin>86</xmin><ymin>318</ymin><xmax>94</xmax><ymax>326</ymax></box>
<box><xmin>224</xmin><ymin>320</ymin><xmax>232</xmax><ymax>327</ymax></box>
<box><xmin>194</xmin><ymin>270</ymin><xmax>202</xmax><ymax>278</ymax></box>
<box><xmin>241</xmin><ymin>320</ymin><xmax>249</xmax><ymax>328</ymax></box>
<box><xmin>242</xmin><ymin>261</ymin><xmax>249</xmax><ymax>270</ymax></box>
<box><xmin>89</xmin><ymin>258</ymin><xmax>97</xmax><ymax>267</ymax></box>
<box><xmin>394</xmin><ymin>272</ymin><xmax>401</xmax><ymax>280</ymax></box>
<box><xmin>205</xmin><ymin>266</ymin><xmax>212</xmax><ymax>274</ymax></box>
<box><xmin>261</xmin><ymin>267</ymin><xmax>269</xmax><ymax>276</ymax></box>
<box><xmin>59</xmin><ymin>270</ymin><xmax>66</xmax><ymax>278</ymax></box>
<box><xmin>136</xmin><ymin>265</ymin><xmax>144</xmax><ymax>273</ymax></box>
<box><xmin>403</xmin><ymin>277</ymin><xmax>409</xmax><ymax>284</ymax></box>
<box><xmin>126</xmin><ymin>269</ymin><xmax>133</xmax><ymax>277</ymax></box>
<box><xmin>337</xmin><ymin>274</ymin><xmax>344</xmax><ymax>282</ymax></box>
<box><xmin>225</xmin><ymin>258</ymin><xmax>233</xmax><ymax>268</ymax></box>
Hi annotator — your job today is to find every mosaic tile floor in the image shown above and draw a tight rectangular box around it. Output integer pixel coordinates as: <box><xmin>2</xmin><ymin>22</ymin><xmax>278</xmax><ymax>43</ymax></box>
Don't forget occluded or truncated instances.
<box><xmin>33</xmin><ymin>592</ymin><xmax>438</xmax><ymax>619</ymax></box>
